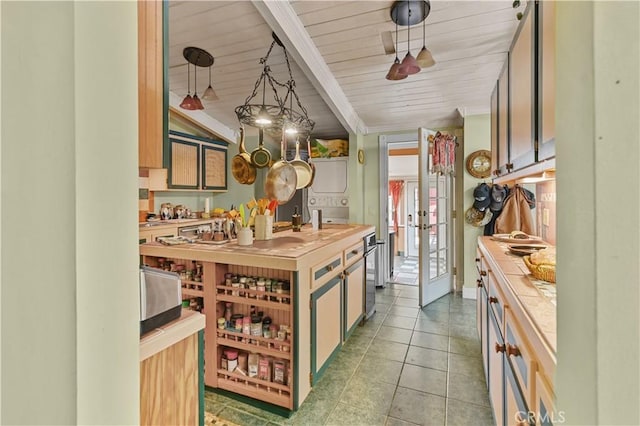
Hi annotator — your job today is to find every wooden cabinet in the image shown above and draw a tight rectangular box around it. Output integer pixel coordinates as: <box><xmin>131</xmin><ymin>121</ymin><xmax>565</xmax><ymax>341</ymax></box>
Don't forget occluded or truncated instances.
<box><xmin>478</xmin><ymin>237</ymin><xmax>556</xmax><ymax>426</ymax></box>
<box><xmin>310</xmin><ymin>253</ymin><xmax>343</xmax><ymax>291</ymax></box>
<box><xmin>488</xmin><ymin>311</ymin><xmax>505</xmax><ymax>426</ymax></box>
<box><xmin>140</xmin><ymin>312</ymin><xmax>205</xmax><ymax>426</ymax></box>
<box><xmin>509</xmin><ymin>2</ymin><xmax>536</xmax><ymax>172</ymax></box>
<box><xmin>138</xmin><ymin>0</ymin><xmax>164</xmax><ymax>169</ymax></box>
<box><xmin>167</xmin><ymin>131</ymin><xmax>228</xmax><ymax>191</ymax></box>
<box><xmin>310</xmin><ymin>274</ymin><xmax>342</xmax><ymax>385</ymax></box>
<box><xmin>490</xmin><ymin>0</ymin><xmax>555</xmax><ymax>179</ymax></box>
<box><xmin>534</xmin><ymin>372</ymin><xmax>558</xmax><ymax>425</ymax></box>
<box><xmin>537</xmin><ymin>0</ymin><xmax>556</xmax><ymax>162</ymax></box>
<box><xmin>497</xmin><ymin>62</ymin><xmax>510</xmax><ymax>176</ymax></box>
<box><xmin>343</xmin><ymin>258</ymin><xmax>364</xmax><ymax>341</ymax></box>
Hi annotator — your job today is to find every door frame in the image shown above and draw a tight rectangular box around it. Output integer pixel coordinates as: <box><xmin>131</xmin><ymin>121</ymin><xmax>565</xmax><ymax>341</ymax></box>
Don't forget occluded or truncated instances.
<box><xmin>379</xmin><ymin>132</ymin><xmax>460</xmax><ymax>293</ymax></box>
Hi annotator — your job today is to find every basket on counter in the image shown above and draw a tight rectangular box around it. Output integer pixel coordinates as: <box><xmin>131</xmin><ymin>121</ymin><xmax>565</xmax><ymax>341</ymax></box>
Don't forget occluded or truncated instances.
<box><xmin>523</xmin><ymin>255</ymin><xmax>556</xmax><ymax>283</ymax></box>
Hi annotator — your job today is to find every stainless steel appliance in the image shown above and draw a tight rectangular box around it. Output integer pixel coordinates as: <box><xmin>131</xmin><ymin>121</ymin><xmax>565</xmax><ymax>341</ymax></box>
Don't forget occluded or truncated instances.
<box><xmin>363</xmin><ymin>232</ymin><xmax>378</xmax><ymax>319</ymax></box>
<box><xmin>139</xmin><ymin>266</ymin><xmax>182</xmax><ymax>335</ymax></box>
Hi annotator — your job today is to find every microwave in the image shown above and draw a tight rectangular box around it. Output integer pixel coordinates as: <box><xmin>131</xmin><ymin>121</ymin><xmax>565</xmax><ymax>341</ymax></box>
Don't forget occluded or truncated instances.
<box><xmin>139</xmin><ymin>266</ymin><xmax>182</xmax><ymax>335</ymax></box>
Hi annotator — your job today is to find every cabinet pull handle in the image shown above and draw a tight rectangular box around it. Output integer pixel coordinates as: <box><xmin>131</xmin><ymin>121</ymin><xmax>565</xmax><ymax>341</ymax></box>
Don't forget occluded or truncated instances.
<box><xmin>475</xmin><ymin>257</ymin><xmax>480</xmax><ymax>262</ymax></box>
<box><xmin>507</xmin><ymin>343</ymin><xmax>521</xmax><ymax>357</ymax></box>
<box><xmin>344</xmin><ymin>270</ymin><xmax>350</xmax><ymax>276</ymax></box>
<box><xmin>480</xmin><ymin>270</ymin><xmax>487</xmax><ymax>276</ymax></box>
<box><xmin>476</xmin><ymin>279</ymin><xmax>483</xmax><ymax>288</ymax></box>
<box><xmin>489</xmin><ymin>296</ymin><xmax>498</xmax><ymax>304</ymax></box>
<box><xmin>506</xmin><ymin>163</ymin><xmax>514</xmax><ymax>171</ymax></box>
<box><xmin>352</xmin><ymin>249</ymin><xmax>359</xmax><ymax>255</ymax></box>
<box><xmin>495</xmin><ymin>342</ymin><xmax>506</xmax><ymax>353</ymax></box>
<box><xmin>326</xmin><ymin>265</ymin><xmax>334</xmax><ymax>271</ymax></box>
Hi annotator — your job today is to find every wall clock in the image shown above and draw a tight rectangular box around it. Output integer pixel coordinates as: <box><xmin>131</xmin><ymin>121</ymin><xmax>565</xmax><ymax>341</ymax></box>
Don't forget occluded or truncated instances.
<box><xmin>466</xmin><ymin>150</ymin><xmax>492</xmax><ymax>178</ymax></box>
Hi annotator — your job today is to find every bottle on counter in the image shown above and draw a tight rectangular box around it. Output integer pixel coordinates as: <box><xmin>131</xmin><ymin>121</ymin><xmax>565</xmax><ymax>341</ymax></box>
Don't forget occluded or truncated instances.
<box><xmin>292</xmin><ymin>206</ymin><xmax>302</xmax><ymax>232</ymax></box>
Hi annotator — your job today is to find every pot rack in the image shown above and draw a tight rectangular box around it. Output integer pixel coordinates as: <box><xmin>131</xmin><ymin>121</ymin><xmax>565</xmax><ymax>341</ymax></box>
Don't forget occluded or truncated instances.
<box><xmin>234</xmin><ymin>32</ymin><xmax>315</xmax><ymax>138</ymax></box>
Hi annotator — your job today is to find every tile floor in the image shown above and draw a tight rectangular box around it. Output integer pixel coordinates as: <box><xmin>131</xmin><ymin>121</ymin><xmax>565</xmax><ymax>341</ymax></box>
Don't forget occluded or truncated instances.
<box><xmin>389</xmin><ymin>256</ymin><xmax>419</xmax><ymax>286</ymax></box>
<box><xmin>204</xmin><ymin>286</ymin><xmax>494</xmax><ymax>426</ymax></box>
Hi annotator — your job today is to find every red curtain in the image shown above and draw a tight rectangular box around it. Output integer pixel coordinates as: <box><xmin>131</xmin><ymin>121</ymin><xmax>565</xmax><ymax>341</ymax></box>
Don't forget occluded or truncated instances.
<box><xmin>389</xmin><ymin>180</ymin><xmax>405</xmax><ymax>234</ymax></box>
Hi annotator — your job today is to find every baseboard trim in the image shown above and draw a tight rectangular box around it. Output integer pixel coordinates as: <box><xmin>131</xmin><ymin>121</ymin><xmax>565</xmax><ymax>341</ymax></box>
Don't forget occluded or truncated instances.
<box><xmin>462</xmin><ymin>287</ymin><xmax>477</xmax><ymax>300</ymax></box>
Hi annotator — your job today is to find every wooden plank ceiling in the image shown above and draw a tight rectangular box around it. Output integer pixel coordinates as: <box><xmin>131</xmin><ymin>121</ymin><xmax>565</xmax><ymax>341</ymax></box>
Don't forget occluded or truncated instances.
<box><xmin>168</xmin><ymin>1</ymin><xmax>521</xmax><ymax>139</ymax></box>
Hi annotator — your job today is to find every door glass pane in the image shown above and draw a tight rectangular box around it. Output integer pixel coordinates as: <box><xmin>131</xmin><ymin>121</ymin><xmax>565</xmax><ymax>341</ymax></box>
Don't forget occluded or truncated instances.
<box><xmin>414</xmin><ymin>186</ymin><xmax>420</xmax><ymax>249</ymax></box>
<box><xmin>438</xmin><ymin>249</ymin><xmax>447</xmax><ymax>275</ymax></box>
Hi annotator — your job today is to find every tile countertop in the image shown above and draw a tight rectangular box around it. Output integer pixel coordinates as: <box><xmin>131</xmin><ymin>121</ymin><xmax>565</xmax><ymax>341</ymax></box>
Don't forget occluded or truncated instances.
<box><xmin>478</xmin><ymin>236</ymin><xmax>557</xmax><ymax>368</ymax></box>
<box><xmin>140</xmin><ymin>223</ymin><xmax>375</xmax><ymax>272</ymax></box>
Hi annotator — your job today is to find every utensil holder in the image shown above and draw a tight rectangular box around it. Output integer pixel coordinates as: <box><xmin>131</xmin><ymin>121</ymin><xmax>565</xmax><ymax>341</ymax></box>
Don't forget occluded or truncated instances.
<box><xmin>254</xmin><ymin>215</ymin><xmax>273</xmax><ymax>240</ymax></box>
<box><xmin>237</xmin><ymin>227</ymin><xmax>253</xmax><ymax>246</ymax></box>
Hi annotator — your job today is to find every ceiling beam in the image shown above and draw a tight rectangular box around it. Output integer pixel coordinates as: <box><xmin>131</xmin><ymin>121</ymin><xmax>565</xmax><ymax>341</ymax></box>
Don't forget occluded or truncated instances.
<box><xmin>252</xmin><ymin>0</ymin><xmax>367</xmax><ymax>135</ymax></box>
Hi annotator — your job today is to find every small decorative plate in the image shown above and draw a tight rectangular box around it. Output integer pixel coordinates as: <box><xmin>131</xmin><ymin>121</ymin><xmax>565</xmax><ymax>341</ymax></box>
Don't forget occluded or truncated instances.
<box><xmin>508</xmin><ymin>244</ymin><xmax>547</xmax><ymax>256</ymax></box>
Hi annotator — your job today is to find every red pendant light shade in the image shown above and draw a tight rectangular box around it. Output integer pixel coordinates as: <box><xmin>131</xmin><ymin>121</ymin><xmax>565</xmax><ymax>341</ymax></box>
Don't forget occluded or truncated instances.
<box><xmin>180</xmin><ymin>47</ymin><xmax>214</xmax><ymax>111</ymax></box>
<box><xmin>180</xmin><ymin>63</ymin><xmax>197</xmax><ymax>110</ymax></box>
<box><xmin>387</xmin><ymin>1</ymin><xmax>432</xmax><ymax>79</ymax></box>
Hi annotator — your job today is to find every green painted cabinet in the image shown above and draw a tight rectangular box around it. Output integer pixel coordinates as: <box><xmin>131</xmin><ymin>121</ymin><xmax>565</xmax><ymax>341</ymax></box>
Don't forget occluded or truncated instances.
<box><xmin>167</xmin><ymin>131</ymin><xmax>228</xmax><ymax>191</ymax></box>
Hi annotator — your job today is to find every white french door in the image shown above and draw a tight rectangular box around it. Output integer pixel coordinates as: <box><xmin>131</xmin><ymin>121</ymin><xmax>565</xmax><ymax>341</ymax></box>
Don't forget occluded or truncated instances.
<box><xmin>406</xmin><ymin>181</ymin><xmax>419</xmax><ymax>257</ymax></box>
<box><xmin>418</xmin><ymin>128</ymin><xmax>453</xmax><ymax>307</ymax></box>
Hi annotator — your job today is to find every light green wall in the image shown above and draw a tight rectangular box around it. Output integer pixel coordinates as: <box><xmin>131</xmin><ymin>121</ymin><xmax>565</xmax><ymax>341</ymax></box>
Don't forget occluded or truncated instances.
<box><xmin>556</xmin><ymin>1</ymin><xmax>639</xmax><ymax>424</ymax></box>
<box><xmin>1</xmin><ymin>1</ymin><xmax>139</xmax><ymax>425</ymax></box>
<box><xmin>461</xmin><ymin>115</ymin><xmax>491</xmax><ymax>294</ymax></box>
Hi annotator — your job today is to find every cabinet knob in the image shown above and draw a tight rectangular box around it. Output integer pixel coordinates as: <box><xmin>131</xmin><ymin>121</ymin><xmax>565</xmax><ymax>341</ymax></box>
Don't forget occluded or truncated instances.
<box><xmin>495</xmin><ymin>342</ymin><xmax>506</xmax><ymax>353</ymax></box>
<box><xmin>507</xmin><ymin>343</ymin><xmax>521</xmax><ymax>357</ymax></box>
<box><xmin>506</xmin><ymin>163</ymin><xmax>514</xmax><ymax>171</ymax></box>
<box><xmin>489</xmin><ymin>296</ymin><xmax>498</xmax><ymax>304</ymax></box>
<box><xmin>480</xmin><ymin>270</ymin><xmax>487</xmax><ymax>276</ymax></box>
<box><xmin>326</xmin><ymin>265</ymin><xmax>334</xmax><ymax>271</ymax></box>
<box><xmin>352</xmin><ymin>249</ymin><xmax>359</xmax><ymax>255</ymax></box>
<box><xmin>476</xmin><ymin>279</ymin><xmax>484</xmax><ymax>288</ymax></box>
<box><xmin>344</xmin><ymin>270</ymin><xmax>350</xmax><ymax>277</ymax></box>
<box><xmin>475</xmin><ymin>257</ymin><xmax>480</xmax><ymax>262</ymax></box>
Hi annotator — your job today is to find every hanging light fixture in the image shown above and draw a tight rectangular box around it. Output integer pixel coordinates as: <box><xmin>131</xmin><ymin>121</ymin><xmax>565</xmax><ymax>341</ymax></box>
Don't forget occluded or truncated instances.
<box><xmin>386</xmin><ymin>12</ymin><xmax>408</xmax><ymax>81</ymax></box>
<box><xmin>180</xmin><ymin>46</ymin><xmax>214</xmax><ymax>111</ymax></box>
<box><xmin>416</xmin><ymin>0</ymin><xmax>435</xmax><ymax>68</ymax></box>
<box><xmin>179</xmin><ymin>62</ymin><xmax>196</xmax><ymax>110</ymax></box>
<box><xmin>388</xmin><ymin>1</ymin><xmax>431</xmax><ymax>79</ymax></box>
<box><xmin>398</xmin><ymin>2</ymin><xmax>421</xmax><ymax>75</ymax></box>
<box><xmin>235</xmin><ymin>33</ymin><xmax>314</xmax><ymax>137</ymax></box>
<box><xmin>202</xmin><ymin>59</ymin><xmax>218</xmax><ymax>101</ymax></box>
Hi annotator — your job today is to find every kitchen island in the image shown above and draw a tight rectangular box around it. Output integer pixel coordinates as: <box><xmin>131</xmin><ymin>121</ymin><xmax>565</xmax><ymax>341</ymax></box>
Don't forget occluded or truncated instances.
<box><xmin>140</xmin><ymin>223</ymin><xmax>375</xmax><ymax>413</ymax></box>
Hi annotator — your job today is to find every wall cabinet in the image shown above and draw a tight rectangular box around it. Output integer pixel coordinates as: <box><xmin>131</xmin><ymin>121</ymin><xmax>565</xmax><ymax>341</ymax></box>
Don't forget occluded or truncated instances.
<box><xmin>497</xmin><ymin>62</ymin><xmax>510</xmax><ymax>176</ymax></box>
<box><xmin>536</xmin><ymin>0</ymin><xmax>556</xmax><ymax>162</ymax></box>
<box><xmin>137</xmin><ymin>0</ymin><xmax>164</xmax><ymax>169</ymax></box>
<box><xmin>491</xmin><ymin>0</ymin><xmax>555</xmax><ymax>178</ymax></box>
<box><xmin>167</xmin><ymin>131</ymin><xmax>228</xmax><ymax>191</ymax></box>
<box><xmin>509</xmin><ymin>3</ymin><xmax>536</xmax><ymax>172</ymax></box>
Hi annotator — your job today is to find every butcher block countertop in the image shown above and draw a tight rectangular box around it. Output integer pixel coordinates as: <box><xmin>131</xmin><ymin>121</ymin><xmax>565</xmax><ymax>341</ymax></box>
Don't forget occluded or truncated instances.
<box><xmin>139</xmin><ymin>224</ymin><xmax>375</xmax><ymax>271</ymax></box>
<box><xmin>478</xmin><ymin>236</ymin><xmax>557</xmax><ymax>376</ymax></box>
<box><xmin>139</xmin><ymin>309</ymin><xmax>205</xmax><ymax>361</ymax></box>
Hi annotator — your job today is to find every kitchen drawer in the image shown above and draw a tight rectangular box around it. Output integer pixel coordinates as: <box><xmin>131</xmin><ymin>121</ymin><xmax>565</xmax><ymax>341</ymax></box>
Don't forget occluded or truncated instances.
<box><xmin>310</xmin><ymin>253</ymin><xmax>342</xmax><ymax>291</ymax></box>
<box><xmin>487</xmin><ymin>270</ymin><xmax>507</xmax><ymax>336</ymax></box>
<box><xmin>505</xmin><ymin>309</ymin><xmax>536</xmax><ymax>409</ymax></box>
<box><xmin>475</xmin><ymin>247</ymin><xmax>483</xmax><ymax>275</ymax></box>
<box><xmin>343</xmin><ymin>241</ymin><xmax>364</xmax><ymax>268</ymax></box>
